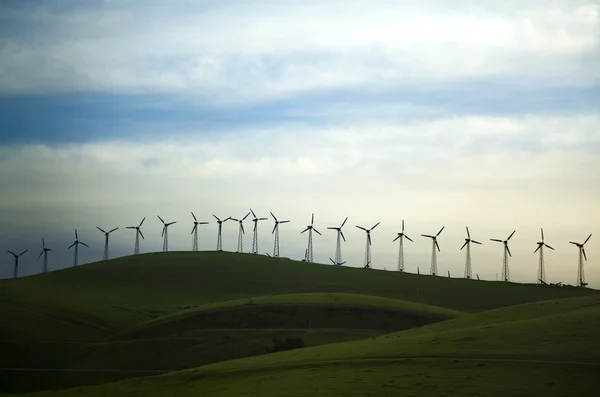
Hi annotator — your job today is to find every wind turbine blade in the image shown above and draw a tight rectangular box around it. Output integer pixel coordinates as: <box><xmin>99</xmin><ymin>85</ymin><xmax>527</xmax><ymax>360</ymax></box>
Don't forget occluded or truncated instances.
<box><xmin>371</xmin><ymin>222</ymin><xmax>380</xmax><ymax>230</ymax></box>
<box><xmin>435</xmin><ymin>240</ymin><xmax>440</xmax><ymax>252</ymax></box>
<box><xmin>80</xmin><ymin>242</ymin><xmax>89</xmax><ymax>248</ymax></box>
<box><xmin>327</xmin><ymin>227</ymin><xmax>337</xmax><ymax>230</ymax></box>
<box><xmin>491</xmin><ymin>239</ymin><xmax>502</xmax><ymax>242</ymax></box>
<box><xmin>241</xmin><ymin>223</ymin><xmax>245</xmax><ymax>234</ymax></box>
<box><xmin>42</xmin><ymin>238</ymin><xmax>45</xmax><ymax>248</ymax></box>
<box><xmin>213</xmin><ymin>214</ymin><xmax>220</xmax><ymax>221</ymax></box>
<box><xmin>272</xmin><ymin>224</ymin><xmax>277</xmax><ymax>234</ymax></box>
<box><xmin>368</xmin><ymin>234</ymin><xmax>372</xmax><ymax>245</ymax></box>
<box><xmin>259</xmin><ymin>217</ymin><xmax>268</xmax><ymax>221</ymax></box>
<box><xmin>168</xmin><ymin>221</ymin><xmax>177</xmax><ymax>226</ymax></box>
<box><xmin>126</xmin><ymin>226</ymin><xmax>136</xmax><ymax>229</ymax></box>
<box><xmin>68</xmin><ymin>242</ymin><xmax>75</xmax><ymax>249</ymax></box>
<box><xmin>393</xmin><ymin>235</ymin><xmax>400</xmax><ymax>242</ymax></box>
<box><xmin>341</xmin><ymin>217</ymin><xmax>348</xmax><ymax>228</ymax></box>
<box><xmin>402</xmin><ymin>219</ymin><xmax>405</xmax><ymax>232</ymax></box>
<box><xmin>460</xmin><ymin>241</ymin><xmax>468</xmax><ymax>250</ymax></box>
<box><xmin>545</xmin><ymin>244</ymin><xmax>554</xmax><ymax>250</ymax></box>
<box><xmin>311</xmin><ymin>213</ymin><xmax>314</xmax><ymax>226</ymax></box>
<box><xmin>243</xmin><ymin>212</ymin><xmax>251</xmax><ymax>220</ymax></box>
<box><xmin>270</xmin><ymin>212</ymin><xmax>277</xmax><ymax>222</ymax></box>
<box><xmin>340</xmin><ymin>261</ymin><xmax>346</xmax><ymax>265</ymax></box>
<box><xmin>584</xmin><ymin>233</ymin><xmax>592</xmax><ymax>244</ymax></box>
<box><xmin>436</xmin><ymin>226</ymin><xmax>445</xmax><ymax>236</ymax></box>
<box><xmin>224</xmin><ymin>217</ymin><xmax>232</xmax><ymax>222</ymax></box>
<box><xmin>569</xmin><ymin>241</ymin><xmax>578</xmax><ymax>245</ymax></box>
<box><xmin>507</xmin><ymin>246</ymin><xmax>512</xmax><ymax>257</ymax></box>
<box><xmin>157</xmin><ymin>215</ymin><xmax>165</xmax><ymax>224</ymax></box>
<box><xmin>301</xmin><ymin>227</ymin><xmax>309</xmax><ymax>234</ymax></box>
<box><xmin>329</xmin><ymin>257</ymin><xmax>336</xmax><ymax>265</ymax></box>
<box><xmin>161</xmin><ymin>226</ymin><xmax>165</xmax><ymax>237</ymax></box>
<box><xmin>7</xmin><ymin>250</ymin><xmax>15</xmax><ymax>256</ymax></box>
<box><xmin>139</xmin><ymin>217</ymin><xmax>146</xmax><ymax>227</ymax></box>
<box><xmin>250</xmin><ymin>208</ymin><xmax>257</xmax><ymax>218</ymax></box>
<box><xmin>38</xmin><ymin>250</ymin><xmax>44</xmax><ymax>259</ymax></box>
<box><xmin>421</xmin><ymin>234</ymin><xmax>433</xmax><ymax>238</ymax></box>
<box><xmin>109</xmin><ymin>227</ymin><xmax>119</xmax><ymax>233</ymax></box>
<box><xmin>75</xmin><ymin>229</ymin><xmax>78</xmax><ymax>239</ymax></box>
<box><xmin>507</xmin><ymin>230</ymin><xmax>516</xmax><ymax>240</ymax></box>
<box><xmin>466</xmin><ymin>226</ymin><xmax>470</xmax><ymax>239</ymax></box>
<box><xmin>472</xmin><ymin>240</ymin><xmax>482</xmax><ymax>245</ymax></box>
<box><xmin>582</xmin><ymin>248</ymin><xmax>587</xmax><ymax>261</ymax></box>
<box><xmin>139</xmin><ymin>230</ymin><xmax>145</xmax><ymax>239</ymax></box>
<box><xmin>97</xmin><ymin>226</ymin><xmax>106</xmax><ymax>233</ymax></box>
<box><xmin>534</xmin><ymin>245</ymin><xmax>541</xmax><ymax>253</ymax></box>
<box><xmin>541</xmin><ymin>228</ymin><xmax>544</xmax><ymax>241</ymax></box>
<box><xmin>340</xmin><ymin>230</ymin><xmax>346</xmax><ymax>242</ymax></box>
<box><xmin>314</xmin><ymin>228</ymin><xmax>322</xmax><ymax>236</ymax></box>
<box><xmin>231</xmin><ymin>218</ymin><xmax>239</xmax><ymax>222</ymax></box>
<box><xmin>405</xmin><ymin>235</ymin><xmax>413</xmax><ymax>242</ymax></box>
<box><xmin>280</xmin><ymin>220</ymin><xmax>290</xmax><ymax>224</ymax></box>
<box><xmin>191</xmin><ymin>225</ymin><xmax>197</xmax><ymax>234</ymax></box>
<box><xmin>191</xmin><ymin>212</ymin><xmax>197</xmax><ymax>222</ymax></box>
<box><xmin>200</xmin><ymin>222</ymin><xmax>209</xmax><ymax>225</ymax></box>
<box><xmin>19</xmin><ymin>250</ymin><xmax>28</xmax><ymax>256</ymax></box>
<box><xmin>356</xmin><ymin>226</ymin><xmax>367</xmax><ymax>231</ymax></box>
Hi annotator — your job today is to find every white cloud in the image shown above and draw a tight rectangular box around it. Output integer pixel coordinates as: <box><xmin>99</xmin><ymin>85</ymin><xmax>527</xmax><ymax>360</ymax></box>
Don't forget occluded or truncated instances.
<box><xmin>0</xmin><ymin>1</ymin><xmax>598</xmax><ymax>101</ymax></box>
<box><xmin>0</xmin><ymin>113</ymin><xmax>598</xmax><ymax>286</ymax></box>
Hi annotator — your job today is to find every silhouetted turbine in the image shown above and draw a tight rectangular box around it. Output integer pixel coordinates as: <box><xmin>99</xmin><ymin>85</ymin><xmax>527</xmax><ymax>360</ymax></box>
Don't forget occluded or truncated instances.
<box><xmin>7</xmin><ymin>249</ymin><xmax>27</xmax><ymax>279</ymax></box>
<box><xmin>158</xmin><ymin>215</ymin><xmax>176</xmax><ymax>252</ymax></box>
<box><xmin>271</xmin><ymin>212</ymin><xmax>290</xmax><ymax>258</ymax></box>
<box><xmin>96</xmin><ymin>226</ymin><xmax>118</xmax><ymax>261</ymax></box>
<box><xmin>356</xmin><ymin>222</ymin><xmax>380</xmax><ymax>269</ymax></box>
<box><xmin>421</xmin><ymin>226</ymin><xmax>445</xmax><ymax>276</ymax></box>
<box><xmin>301</xmin><ymin>213</ymin><xmax>321</xmax><ymax>263</ymax></box>
<box><xmin>491</xmin><ymin>230</ymin><xmax>516</xmax><ymax>282</ymax></box>
<box><xmin>327</xmin><ymin>217</ymin><xmax>348</xmax><ymax>266</ymax></box>
<box><xmin>534</xmin><ymin>228</ymin><xmax>554</xmax><ymax>284</ymax></box>
<box><xmin>570</xmin><ymin>233</ymin><xmax>592</xmax><ymax>287</ymax></box>
<box><xmin>231</xmin><ymin>212</ymin><xmax>251</xmax><ymax>253</ymax></box>
<box><xmin>460</xmin><ymin>226</ymin><xmax>482</xmax><ymax>279</ymax></box>
<box><xmin>214</xmin><ymin>215</ymin><xmax>231</xmax><ymax>251</ymax></box>
<box><xmin>249</xmin><ymin>209</ymin><xmax>268</xmax><ymax>254</ymax></box>
<box><xmin>393</xmin><ymin>220</ymin><xmax>413</xmax><ymax>272</ymax></box>
<box><xmin>38</xmin><ymin>238</ymin><xmax>52</xmax><ymax>273</ymax></box>
<box><xmin>126</xmin><ymin>217</ymin><xmax>145</xmax><ymax>255</ymax></box>
<box><xmin>68</xmin><ymin>229</ymin><xmax>89</xmax><ymax>267</ymax></box>
<box><xmin>191</xmin><ymin>212</ymin><xmax>209</xmax><ymax>252</ymax></box>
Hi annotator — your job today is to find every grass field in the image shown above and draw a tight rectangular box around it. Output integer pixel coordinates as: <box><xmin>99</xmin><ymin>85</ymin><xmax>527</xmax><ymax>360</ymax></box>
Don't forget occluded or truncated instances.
<box><xmin>1</xmin><ymin>252</ymin><xmax>598</xmax><ymax>395</ymax></box>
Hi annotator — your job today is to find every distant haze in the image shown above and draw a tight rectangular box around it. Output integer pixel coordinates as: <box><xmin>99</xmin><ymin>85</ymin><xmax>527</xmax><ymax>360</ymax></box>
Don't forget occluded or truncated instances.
<box><xmin>0</xmin><ymin>1</ymin><xmax>598</xmax><ymax>287</ymax></box>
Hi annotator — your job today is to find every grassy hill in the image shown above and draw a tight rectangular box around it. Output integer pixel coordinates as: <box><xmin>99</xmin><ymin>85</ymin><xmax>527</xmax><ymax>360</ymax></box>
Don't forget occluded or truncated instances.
<box><xmin>21</xmin><ymin>295</ymin><xmax>599</xmax><ymax>397</ymax></box>
<box><xmin>1</xmin><ymin>252</ymin><xmax>598</xmax><ymax>395</ymax></box>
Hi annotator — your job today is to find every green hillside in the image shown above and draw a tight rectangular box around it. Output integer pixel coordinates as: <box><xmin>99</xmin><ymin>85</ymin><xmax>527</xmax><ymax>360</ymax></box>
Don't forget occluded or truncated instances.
<box><xmin>22</xmin><ymin>295</ymin><xmax>599</xmax><ymax>397</ymax></box>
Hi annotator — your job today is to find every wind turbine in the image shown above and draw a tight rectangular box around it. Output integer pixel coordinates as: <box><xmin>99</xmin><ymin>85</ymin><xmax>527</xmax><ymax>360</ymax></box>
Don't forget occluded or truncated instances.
<box><xmin>491</xmin><ymin>230</ymin><xmax>516</xmax><ymax>282</ymax></box>
<box><xmin>460</xmin><ymin>226</ymin><xmax>482</xmax><ymax>279</ymax></box>
<box><xmin>393</xmin><ymin>220</ymin><xmax>413</xmax><ymax>272</ymax></box>
<box><xmin>213</xmin><ymin>215</ymin><xmax>231</xmax><ymax>251</ymax></box>
<box><xmin>327</xmin><ymin>217</ymin><xmax>348</xmax><ymax>266</ymax></box>
<box><xmin>249</xmin><ymin>209</ymin><xmax>268</xmax><ymax>254</ymax></box>
<box><xmin>534</xmin><ymin>228</ymin><xmax>554</xmax><ymax>284</ymax></box>
<box><xmin>301</xmin><ymin>213</ymin><xmax>321</xmax><ymax>263</ymax></box>
<box><xmin>126</xmin><ymin>217</ymin><xmax>145</xmax><ymax>255</ymax></box>
<box><xmin>158</xmin><ymin>216</ymin><xmax>176</xmax><ymax>252</ymax></box>
<box><xmin>270</xmin><ymin>212</ymin><xmax>290</xmax><ymax>258</ymax></box>
<box><xmin>96</xmin><ymin>226</ymin><xmax>118</xmax><ymax>261</ymax></box>
<box><xmin>421</xmin><ymin>226</ymin><xmax>445</xmax><ymax>275</ymax></box>
<box><xmin>7</xmin><ymin>249</ymin><xmax>27</xmax><ymax>279</ymax></box>
<box><xmin>68</xmin><ymin>229</ymin><xmax>89</xmax><ymax>267</ymax></box>
<box><xmin>190</xmin><ymin>212</ymin><xmax>209</xmax><ymax>251</ymax></box>
<box><xmin>231</xmin><ymin>212</ymin><xmax>251</xmax><ymax>253</ymax></box>
<box><xmin>38</xmin><ymin>238</ymin><xmax>52</xmax><ymax>273</ymax></box>
<box><xmin>570</xmin><ymin>234</ymin><xmax>592</xmax><ymax>287</ymax></box>
<box><xmin>356</xmin><ymin>222</ymin><xmax>380</xmax><ymax>269</ymax></box>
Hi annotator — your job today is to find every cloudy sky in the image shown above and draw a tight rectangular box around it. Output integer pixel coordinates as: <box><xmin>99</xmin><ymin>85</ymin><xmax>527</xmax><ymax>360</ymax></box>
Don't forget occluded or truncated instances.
<box><xmin>0</xmin><ymin>0</ymin><xmax>598</xmax><ymax>287</ymax></box>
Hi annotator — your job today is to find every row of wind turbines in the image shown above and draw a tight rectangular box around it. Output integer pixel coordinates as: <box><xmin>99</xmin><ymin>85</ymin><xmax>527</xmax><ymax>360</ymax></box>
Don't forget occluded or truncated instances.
<box><xmin>5</xmin><ymin>209</ymin><xmax>593</xmax><ymax>288</ymax></box>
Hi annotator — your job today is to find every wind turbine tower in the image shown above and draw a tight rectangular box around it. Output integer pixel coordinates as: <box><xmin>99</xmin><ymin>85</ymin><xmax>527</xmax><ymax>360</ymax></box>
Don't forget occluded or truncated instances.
<box><xmin>38</xmin><ymin>238</ymin><xmax>52</xmax><ymax>273</ymax></box>
<box><xmin>461</xmin><ymin>226</ymin><xmax>482</xmax><ymax>279</ymax></box>
<box><xmin>534</xmin><ymin>228</ymin><xmax>554</xmax><ymax>284</ymax></box>
<box><xmin>213</xmin><ymin>215</ymin><xmax>231</xmax><ymax>251</ymax></box>
<box><xmin>356</xmin><ymin>222</ymin><xmax>380</xmax><ymax>269</ymax></box>
<box><xmin>301</xmin><ymin>213</ymin><xmax>321</xmax><ymax>263</ymax></box>
<box><xmin>68</xmin><ymin>229</ymin><xmax>89</xmax><ymax>267</ymax></box>
<box><xmin>231</xmin><ymin>212</ymin><xmax>251</xmax><ymax>253</ymax></box>
<box><xmin>421</xmin><ymin>226</ymin><xmax>445</xmax><ymax>275</ymax></box>
<box><xmin>126</xmin><ymin>217</ymin><xmax>145</xmax><ymax>255</ymax></box>
<box><xmin>327</xmin><ymin>217</ymin><xmax>348</xmax><ymax>266</ymax></box>
<box><xmin>158</xmin><ymin>216</ymin><xmax>176</xmax><ymax>252</ymax></box>
<box><xmin>393</xmin><ymin>220</ymin><xmax>413</xmax><ymax>271</ymax></box>
<box><xmin>491</xmin><ymin>230</ymin><xmax>516</xmax><ymax>282</ymax></box>
<box><xmin>570</xmin><ymin>234</ymin><xmax>592</xmax><ymax>287</ymax></box>
<box><xmin>96</xmin><ymin>226</ymin><xmax>119</xmax><ymax>261</ymax></box>
<box><xmin>190</xmin><ymin>212</ymin><xmax>209</xmax><ymax>251</ymax></box>
<box><xmin>249</xmin><ymin>209</ymin><xmax>268</xmax><ymax>254</ymax></box>
<box><xmin>270</xmin><ymin>212</ymin><xmax>290</xmax><ymax>257</ymax></box>
<box><xmin>7</xmin><ymin>249</ymin><xmax>27</xmax><ymax>279</ymax></box>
